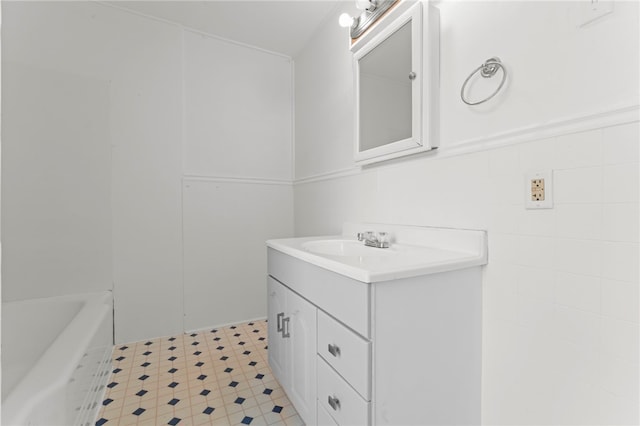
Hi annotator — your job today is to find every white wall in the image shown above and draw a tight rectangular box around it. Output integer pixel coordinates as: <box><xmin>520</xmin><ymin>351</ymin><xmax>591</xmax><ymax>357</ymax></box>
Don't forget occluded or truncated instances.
<box><xmin>182</xmin><ymin>29</ymin><xmax>294</xmax><ymax>331</ymax></box>
<box><xmin>439</xmin><ymin>1</ymin><xmax>639</xmax><ymax>147</ymax></box>
<box><xmin>2</xmin><ymin>2</ymin><xmax>293</xmax><ymax>343</ymax></box>
<box><xmin>295</xmin><ymin>0</ymin><xmax>639</xmax><ymax>180</ymax></box>
<box><xmin>108</xmin><ymin>14</ymin><xmax>184</xmax><ymax>344</ymax></box>
<box><xmin>294</xmin><ymin>11</ymin><xmax>355</xmax><ymax>179</ymax></box>
<box><xmin>183</xmin><ymin>180</ymin><xmax>293</xmax><ymax>330</ymax></box>
<box><xmin>2</xmin><ymin>63</ymin><xmax>112</xmax><ymax>301</ymax></box>
<box><xmin>183</xmin><ymin>30</ymin><xmax>293</xmax><ymax>180</ymax></box>
<box><xmin>293</xmin><ymin>1</ymin><xmax>639</xmax><ymax>424</ymax></box>
<box><xmin>2</xmin><ymin>1</ymin><xmax>184</xmax><ymax>342</ymax></box>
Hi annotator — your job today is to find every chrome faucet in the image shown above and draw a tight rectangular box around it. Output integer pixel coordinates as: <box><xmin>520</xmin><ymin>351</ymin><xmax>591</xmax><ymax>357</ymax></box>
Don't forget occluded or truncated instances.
<box><xmin>357</xmin><ymin>231</ymin><xmax>390</xmax><ymax>248</ymax></box>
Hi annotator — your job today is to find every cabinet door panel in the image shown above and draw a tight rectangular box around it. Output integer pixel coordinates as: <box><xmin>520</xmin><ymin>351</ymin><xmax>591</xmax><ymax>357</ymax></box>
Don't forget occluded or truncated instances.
<box><xmin>267</xmin><ymin>277</ymin><xmax>287</xmax><ymax>386</ymax></box>
<box><xmin>287</xmin><ymin>289</ymin><xmax>317</xmax><ymax>426</ymax></box>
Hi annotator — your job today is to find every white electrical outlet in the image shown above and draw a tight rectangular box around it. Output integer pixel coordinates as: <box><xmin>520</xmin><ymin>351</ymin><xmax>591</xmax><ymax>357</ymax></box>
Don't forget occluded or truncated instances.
<box><xmin>525</xmin><ymin>170</ymin><xmax>553</xmax><ymax>209</ymax></box>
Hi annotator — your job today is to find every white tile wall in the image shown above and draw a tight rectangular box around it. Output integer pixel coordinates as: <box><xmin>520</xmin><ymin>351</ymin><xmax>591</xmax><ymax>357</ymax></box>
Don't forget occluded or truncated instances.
<box><xmin>555</xmin><ymin>238</ymin><xmax>603</xmax><ymax>277</ymax></box>
<box><xmin>555</xmin><ymin>129</ymin><xmax>602</xmax><ymax>169</ymax></box>
<box><xmin>555</xmin><ymin>203</ymin><xmax>602</xmax><ymax>240</ymax></box>
<box><xmin>604</xmin><ymin>163</ymin><xmax>639</xmax><ymax>203</ymax></box>
<box><xmin>521</xmin><ymin>209</ymin><xmax>556</xmax><ymax>237</ymax></box>
<box><xmin>294</xmin><ymin>121</ymin><xmax>640</xmax><ymax>425</ymax></box>
<box><xmin>604</xmin><ymin>122</ymin><xmax>640</xmax><ymax>165</ymax></box>
<box><xmin>602</xmin><ymin>203</ymin><xmax>639</xmax><ymax>242</ymax></box>
<box><xmin>602</xmin><ymin>278</ymin><xmax>639</xmax><ymax>322</ymax></box>
<box><xmin>520</xmin><ymin>137</ymin><xmax>556</xmax><ymax>171</ymax></box>
<box><xmin>517</xmin><ymin>266</ymin><xmax>555</xmax><ymax>302</ymax></box>
<box><xmin>555</xmin><ymin>272</ymin><xmax>601</xmax><ymax>313</ymax></box>
<box><xmin>555</xmin><ymin>166</ymin><xmax>604</xmax><ymax>204</ymax></box>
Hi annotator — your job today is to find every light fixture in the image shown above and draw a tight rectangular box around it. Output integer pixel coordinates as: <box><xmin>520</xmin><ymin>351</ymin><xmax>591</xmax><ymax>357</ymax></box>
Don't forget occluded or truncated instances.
<box><xmin>338</xmin><ymin>13</ymin><xmax>357</xmax><ymax>29</ymax></box>
<box><xmin>356</xmin><ymin>0</ymin><xmax>376</xmax><ymax>11</ymax></box>
<box><xmin>338</xmin><ymin>0</ymin><xmax>397</xmax><ymax>39</ymax></box>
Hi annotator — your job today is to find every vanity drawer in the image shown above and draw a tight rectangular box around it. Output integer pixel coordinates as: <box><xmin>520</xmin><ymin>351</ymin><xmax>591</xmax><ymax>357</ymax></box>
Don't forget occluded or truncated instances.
<box><xmin>317</xmin><ymin>310</ymin><xmax>371</xmax><ymax>400</ymax></box>
<box><xmin>317</xmin><ymin>402</ymin><xmax>339</xmax><ymax>426</ymax></box>
<box><xmin>268</xmin><ymin>248</ymin><xmax>370</xmax><ymax>337</ymax></box>
<box><xmin>318</xmin><ymin>357</ymin><xmax>369</xmax><ymax>426</ymax></box>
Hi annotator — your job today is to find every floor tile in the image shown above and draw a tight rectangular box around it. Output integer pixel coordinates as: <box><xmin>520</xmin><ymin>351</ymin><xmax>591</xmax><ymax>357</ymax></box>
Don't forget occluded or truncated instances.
<box><xmin>96</xmin><ymin>319</ymin><xmax>298</xmax><ymax>425</ymax></box>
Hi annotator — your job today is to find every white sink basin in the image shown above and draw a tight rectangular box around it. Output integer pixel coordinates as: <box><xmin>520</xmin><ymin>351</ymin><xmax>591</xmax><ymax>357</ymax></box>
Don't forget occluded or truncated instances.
<box><xmin>267</xmin><ymin>223</ymin><xmax>488</xmax><ymax>283</ymax></box>
<box><xmin>302</xmin><ymin>239</ymin><xmax>396</xmax><ymax>257</ymax></box>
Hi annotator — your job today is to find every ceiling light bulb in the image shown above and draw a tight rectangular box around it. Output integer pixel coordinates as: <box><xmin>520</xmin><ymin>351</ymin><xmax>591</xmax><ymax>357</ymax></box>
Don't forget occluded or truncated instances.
<box><xmin>338</xmin><ymin>13</ymin><xmax>355</xmax><ymax>28</ymax></box>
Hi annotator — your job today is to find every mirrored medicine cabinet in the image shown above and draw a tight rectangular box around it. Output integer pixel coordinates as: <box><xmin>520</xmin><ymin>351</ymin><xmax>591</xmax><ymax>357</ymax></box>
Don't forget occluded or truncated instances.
<box><xmin>351</xmin><ymin>1</ymin><xmax>439</xmax><ymax>165</ymax></box>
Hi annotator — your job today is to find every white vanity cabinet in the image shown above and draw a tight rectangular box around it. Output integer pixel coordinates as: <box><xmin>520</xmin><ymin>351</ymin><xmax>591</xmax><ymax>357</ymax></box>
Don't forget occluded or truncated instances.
<box><xmin>267</xmin><ymin>223</ymin><xmax>487</xmax><ymax>425</ymax></box>
<box><xmin>267</xmin><ymin>277</ymin><xmax>317</xmax><ymax>425</ymax></box>
<box><xmin>268</xmin><ymin>245</ymin><xmax>484</xmax><ymax>424</ymax></box>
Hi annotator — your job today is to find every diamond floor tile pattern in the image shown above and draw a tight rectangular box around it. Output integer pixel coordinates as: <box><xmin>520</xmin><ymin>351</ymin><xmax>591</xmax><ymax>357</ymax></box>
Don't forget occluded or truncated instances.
<box><xmin>96</xmin><ymin>320</ymin><xmax>303</xmax><ymax>426</ymax></box>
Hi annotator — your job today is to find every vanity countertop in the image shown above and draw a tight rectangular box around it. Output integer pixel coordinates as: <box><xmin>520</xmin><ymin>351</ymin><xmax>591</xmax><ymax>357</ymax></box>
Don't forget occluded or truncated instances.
<box><xmin>266</xmin><ymin>223</ymin><xmax>487</xmax><ymax>283</ymax></box>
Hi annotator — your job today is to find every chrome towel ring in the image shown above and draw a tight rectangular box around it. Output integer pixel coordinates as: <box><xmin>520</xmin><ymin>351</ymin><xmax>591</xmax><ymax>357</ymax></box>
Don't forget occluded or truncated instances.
<box><xmin>460</xmin><ymin>57</ymin><xmax>507</xmax><ymax>106</ymax></box>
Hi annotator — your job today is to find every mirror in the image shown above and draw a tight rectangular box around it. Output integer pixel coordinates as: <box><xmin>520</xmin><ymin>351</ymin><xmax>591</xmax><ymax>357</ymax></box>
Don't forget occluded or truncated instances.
<box><xmin>359</xmin><ymin>21</ymin><xmax>412</xmax><ymax>152</ymax></box>
<box><xmin>353</xmin><ymin>2</ymin><xmax>437</xmax><ymax>165</ymax></box>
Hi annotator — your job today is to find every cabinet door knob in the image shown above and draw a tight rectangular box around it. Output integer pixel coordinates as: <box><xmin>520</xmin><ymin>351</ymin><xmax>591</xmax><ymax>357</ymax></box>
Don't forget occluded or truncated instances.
<box><xmin>276</xmin><ymin>312</ymin><xmax>284</xmax><ymax>332</ymax></box>
<box><xmin>328</xmin><ymin>395</ymin><xmax>341</xmax><ymax>411</ymax></box>
<box><xmin>409</xmin><ymin>71</ymin><xmax>417</xmax><ymax>80</ymax></box>
<box><xmin>328</xmin><ymin>344</ymin><xmax>341</xmax><ymax>357</ymax></box>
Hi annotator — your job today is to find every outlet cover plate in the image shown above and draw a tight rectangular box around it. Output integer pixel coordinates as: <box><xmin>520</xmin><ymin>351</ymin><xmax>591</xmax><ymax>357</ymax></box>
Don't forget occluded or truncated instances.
<box><xmin>525</xmin><ymin>170</ymin><xmax>553</xmax><ymax>209</ymax></box>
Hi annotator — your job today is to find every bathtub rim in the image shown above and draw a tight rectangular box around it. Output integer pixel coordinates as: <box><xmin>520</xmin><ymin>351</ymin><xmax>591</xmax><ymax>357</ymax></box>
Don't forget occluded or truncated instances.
<box><xmin>2</xmin><ymin>290</ymin><xmax>113</xmax><ymax>426</ymax></box>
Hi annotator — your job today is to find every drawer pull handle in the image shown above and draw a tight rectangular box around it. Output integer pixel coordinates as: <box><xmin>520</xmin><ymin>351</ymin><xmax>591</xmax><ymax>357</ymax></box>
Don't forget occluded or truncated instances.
<box><xmin>276</xmin><ymin>312</ymin><xmax>284</xmax><ymax>332</ymax></box>
<box><xmin>282</xmin><ymin>317</ymin><xmax>290</xmax><ymax>338</ymax></box>
<box><xmin>328</xmin><ymin>344</ymin><xmax>341</xmax><ymax>357</ymax></box>
<box><xmin>328</xmin><ymin>395</ymin><xmax>341</xmax><ymax>411</ymax></box>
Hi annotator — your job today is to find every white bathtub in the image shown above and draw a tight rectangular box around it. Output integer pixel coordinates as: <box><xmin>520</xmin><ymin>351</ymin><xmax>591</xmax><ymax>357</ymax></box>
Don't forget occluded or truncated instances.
<box><xmin>2</xmin><ymin>291</ymin><xmax>113</xmax><ymax>426</ymax></box>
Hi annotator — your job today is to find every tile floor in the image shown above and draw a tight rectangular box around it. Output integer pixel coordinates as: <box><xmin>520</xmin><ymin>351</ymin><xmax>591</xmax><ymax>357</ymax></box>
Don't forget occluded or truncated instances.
<box><xmin>95</xmin><ymin>320</ymin><xmax>302</xmax><ymax>425</ymax></box>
